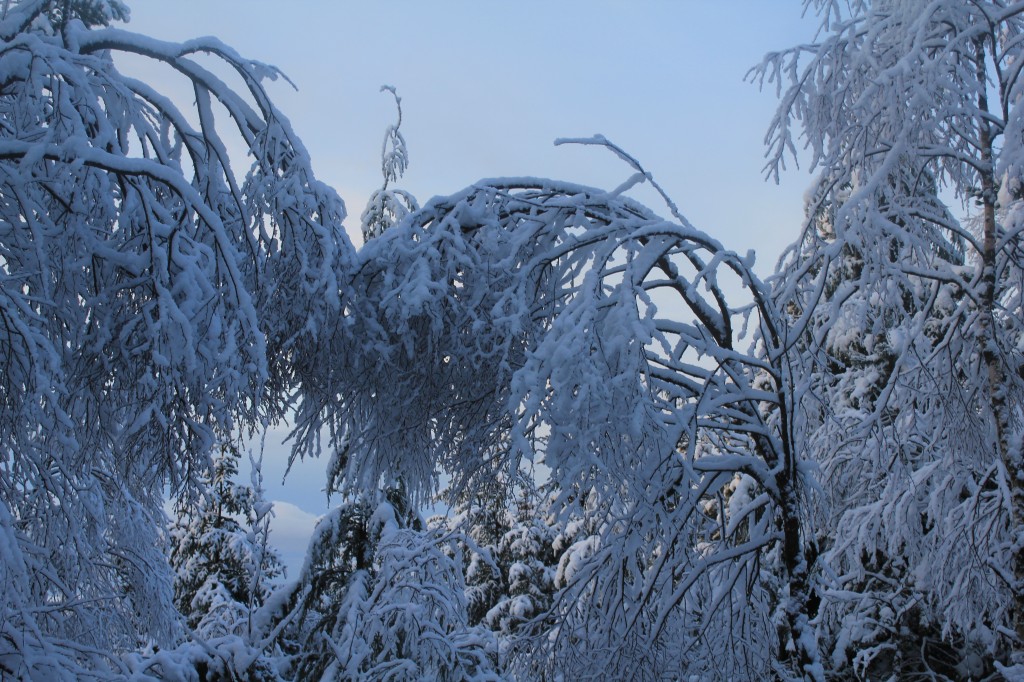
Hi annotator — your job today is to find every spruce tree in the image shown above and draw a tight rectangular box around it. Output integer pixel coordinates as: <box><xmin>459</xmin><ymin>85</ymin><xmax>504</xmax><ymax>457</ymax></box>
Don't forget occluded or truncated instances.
<box><xmin>169</xmin><ymin>442</ymin><xmax>284</xmax><ymax>639</ymax></box>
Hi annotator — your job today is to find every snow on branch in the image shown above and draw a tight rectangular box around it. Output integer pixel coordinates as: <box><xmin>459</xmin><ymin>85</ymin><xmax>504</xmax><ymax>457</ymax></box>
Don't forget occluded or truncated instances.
<box><xmin>0</xmin><ymin>5</ymin><xmax>352</xmax><ymax>676</ymax></box>
<box><xmin>307</xmin><ymin>147</ymin><xmax>816</xmax><ymax>677</ymax></box>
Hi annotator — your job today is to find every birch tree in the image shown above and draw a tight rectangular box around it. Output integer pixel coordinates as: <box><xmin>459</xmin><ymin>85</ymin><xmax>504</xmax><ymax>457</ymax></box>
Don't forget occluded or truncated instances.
<box><xmin>306</xmin><ymin>139</ymin><xmax>821</xmax><ymax>680</ymax></box>
<box><xmin>0</xmin><ymin>0</ymin><xmax>351</xmax><ymax>676</ymax></box>
<box><xmin>755</xmin><ymin>0</ymin><xmax>1024</xmax><ymax>672</ymax></box>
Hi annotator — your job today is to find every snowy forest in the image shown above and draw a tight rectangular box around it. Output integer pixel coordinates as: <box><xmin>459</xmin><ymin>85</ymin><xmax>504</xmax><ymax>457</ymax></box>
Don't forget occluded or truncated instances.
<box><xmin>4</xmin><ymin>0</ymin><xmax>1024</xmax><ymax>679</ymax></box>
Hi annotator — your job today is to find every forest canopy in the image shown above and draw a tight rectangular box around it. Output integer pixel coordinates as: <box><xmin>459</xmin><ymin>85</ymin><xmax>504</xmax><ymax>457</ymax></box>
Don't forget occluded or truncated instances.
<box><xmin>2</xmin><ymin>0</ymin><xmax>1024</xmax><ymax>680</ymax></box>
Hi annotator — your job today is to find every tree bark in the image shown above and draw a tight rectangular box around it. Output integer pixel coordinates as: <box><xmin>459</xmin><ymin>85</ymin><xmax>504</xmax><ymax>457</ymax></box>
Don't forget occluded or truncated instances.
<box><xmin>976</xmin><ymin>37</ymin><xmax>1024</xmax><ymax>651</ymax></box>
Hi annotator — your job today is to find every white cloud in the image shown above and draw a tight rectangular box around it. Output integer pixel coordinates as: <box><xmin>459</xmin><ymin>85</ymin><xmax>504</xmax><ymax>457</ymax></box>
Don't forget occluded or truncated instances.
<box><xmin>266</xmin><ymin>500</ymin><xmax>321</xmax><ymax>578</ymax></box>
<box><xmin>268</xmin><ymin>500</ymin><xmax>320</xmax><ymax>554</ymax></box>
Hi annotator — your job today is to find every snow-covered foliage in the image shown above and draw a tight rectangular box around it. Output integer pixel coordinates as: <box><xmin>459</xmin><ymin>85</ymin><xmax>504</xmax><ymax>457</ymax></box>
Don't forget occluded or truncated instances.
<box><xmin>481</xmin><ymin>489</ymin><xmax>556</xmax><ymax>637</ymax></box>
<box><xmin>360</xmin><ymin>85</ymin><xmax>418</xmax><ymax>243</ymax></box>
<box><xmin>0</xmin><ymin>0</ymin><xmax>350</xmax><ymax>677</ymax></box>
<box><xmin>318</xmin><ymin>521</ymin><xmax>500</xmax><ymax>681</ymax></box>
<box><xmin>282</xmin><ymin>491</ymin><xmax>384</xmax><ymax>679</ymax></box>
<box><xmin>441</xmin><ymin>477</ymin><xmax>558</xmax><ymax>640</ymax></box>
<box><xmin>754</xmin><ymin>0</ymin><xmax>1024</xmax><ymax>675</ymax></box>
<box><xmin>169</xmin><ymin>442</ymin><xmax>283</xmax><ymax>643</ymax></box>
<box><xmin>310</xmin><ymin>137</ymin><xmax>819</xmax><ymax>679</ymax></box>
<box><xmin>275</xmin><ymin>486</ymin><xmax>501</xmax><ymax>681</ymax></box>
<box><xmin>10</xmin><ymin>0</ymin><xmax>1024</xmax><ymax>678</ymax></box>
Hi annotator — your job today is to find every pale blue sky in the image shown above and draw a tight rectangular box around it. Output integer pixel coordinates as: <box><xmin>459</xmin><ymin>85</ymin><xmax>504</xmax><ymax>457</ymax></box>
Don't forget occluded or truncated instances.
<box><xmin>126</xmin><ymin>1</ymin><xmax>820</xmax><ymax>570</ymax></box>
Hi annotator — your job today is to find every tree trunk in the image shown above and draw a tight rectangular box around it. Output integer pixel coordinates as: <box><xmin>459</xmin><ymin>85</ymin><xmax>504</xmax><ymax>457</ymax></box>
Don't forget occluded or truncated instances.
<box><xmin>976</xmin><ymin>38</ymin><xmax>1024</xmax><ymax>652</ymax></box>
<box><xmin>767</xmin><ymin>381</ymin><xmax>821</xmax><ymax>681</ymax></box>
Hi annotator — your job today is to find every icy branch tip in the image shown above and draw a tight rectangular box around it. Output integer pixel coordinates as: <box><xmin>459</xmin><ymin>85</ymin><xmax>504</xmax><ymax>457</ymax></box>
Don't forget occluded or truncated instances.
<box><xmin>553</xmin><ymin>135</ymin><xmax>608</xmax><ymax>147</ymax></box>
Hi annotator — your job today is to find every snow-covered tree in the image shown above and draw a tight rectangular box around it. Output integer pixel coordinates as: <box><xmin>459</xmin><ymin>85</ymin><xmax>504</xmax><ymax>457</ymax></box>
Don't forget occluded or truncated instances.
<box><xmin>480</xmin><ymin>486</ymin><xmax>556</xmax><ymax>638</ymax></box>
<box><xmin>755</xmin><ymin>0</ymin><xmax>1024</xmax><ymax>673</ymax></box>
<box><xmin>447</xmin><ymin>475</ymin><xmax>515</xmax><ymax>628</ymax></box>
<box><xmin>0</xmin><ymin>0</ymin><xmax>350</xmax><ymax>676</ymax></box>
<box><xmin>169</xmin><ymin>442</ymin><xmax>283</xmax><ymax>640</ymax></box>
<box><xmin>305</xmin><ymin>138</ymin><xmax>820</xmax><ymax>679</ymax></box>
<box><xmin>318</xmin><ymin>513</ymin><xmax>501</xmax><ymax>681</ymax></box>
<box><xmin>278</xmin><ymin>484</ymin><xmax>501</xmax><ymax>681</ymax></box>
<box><xmin>442</xmin><ymin>475</ymin><xmax>557</xmax><ymax>639</ymax></box>
<box><xmin>37</xmin><ymin>0</ymin><xmax>129</xmax><ymax>31</ymax></box>
<box><xmin>283</xmin><ymin>491</ymin><xmax>385</xmax><ymax>680</ymax></box>
<box><xmin>21</xmin><ymin>0</ymin><xmax>1024</xmax><ymax>677</ymax></box>
<box><xmin>360</xmin><ymin>85</ymin><xmax>418</xmax><ymax>243</ymax></box>
<box><xmin>168</xmin><ymin>443</ymin><xmax>287</xmax><ymax>681</ymax></box>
